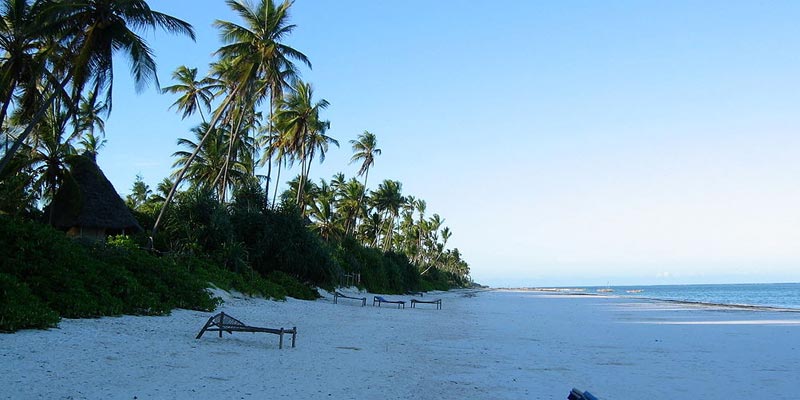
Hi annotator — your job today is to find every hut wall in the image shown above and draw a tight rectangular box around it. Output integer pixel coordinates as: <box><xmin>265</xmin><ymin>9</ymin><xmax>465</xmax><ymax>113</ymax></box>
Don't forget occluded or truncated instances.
<box><xmin>66</xmin><ymin>226</ymin><xmax>106</xmax><ymax>241</ymax></box>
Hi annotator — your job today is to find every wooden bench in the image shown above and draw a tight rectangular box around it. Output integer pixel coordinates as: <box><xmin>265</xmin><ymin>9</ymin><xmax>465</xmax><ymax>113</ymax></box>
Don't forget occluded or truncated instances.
<box><xmin>373</xmin><ymin>296</ymin><xmax>406</xmax><ymax>309</ymax></box>
<box><xmin>196</xmin><ymin>312</ymin><xmax>297</xmax><ymax>349</ymax></box>
<box><xmin>334</xmin><ymin>291</ymin><xmax>367</xmax><ymax>306</ymax></box>
<box><xmin>406</xmin><ymin>291</ymin><xmax>424</xmax><ymax>297</ymax></box>
<box><xmin>410</xmin><ymin>298</ymin><xmax>442</xmax><ymax>310</ymax></box>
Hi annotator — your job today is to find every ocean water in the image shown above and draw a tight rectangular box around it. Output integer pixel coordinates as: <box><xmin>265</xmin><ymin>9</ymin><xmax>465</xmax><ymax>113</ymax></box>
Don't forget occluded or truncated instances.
<box><xmin>562</xmin><ymin>283</ymin><xmax>800</xmax><ymax>310</ymax></box>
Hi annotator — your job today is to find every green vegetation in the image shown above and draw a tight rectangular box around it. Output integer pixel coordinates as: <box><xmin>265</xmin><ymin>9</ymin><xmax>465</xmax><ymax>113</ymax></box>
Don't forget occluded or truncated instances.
<box><xmin>0</xmin><ymin>0</ymin><xmax>472</xmax><ymax>332</ymax></box>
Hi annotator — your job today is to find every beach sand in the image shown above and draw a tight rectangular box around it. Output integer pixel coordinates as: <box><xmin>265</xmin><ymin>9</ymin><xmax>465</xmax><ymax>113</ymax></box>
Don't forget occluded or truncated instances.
<box><xmin>1</xmin><ymin>289</ymin><xmax>798</xmax><ymax>399</ymax></box>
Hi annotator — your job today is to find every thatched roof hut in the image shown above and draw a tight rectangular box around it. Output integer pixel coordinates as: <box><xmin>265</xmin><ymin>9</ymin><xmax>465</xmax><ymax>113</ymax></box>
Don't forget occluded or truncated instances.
<box><xmin>48</xmin><ymin>153</ymin><xmax>142</xmax><ymax>239</ymax></box>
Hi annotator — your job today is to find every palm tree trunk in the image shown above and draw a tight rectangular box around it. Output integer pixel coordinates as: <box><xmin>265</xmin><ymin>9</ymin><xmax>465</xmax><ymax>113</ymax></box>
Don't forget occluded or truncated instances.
<box><xmin>0</xmin><ymin>84</ymin><xmax>16</xmax><ymax>137</ymax></box>
<box><xmin>295</xmin><ymin>131</ymin><xmax>308</xmax><ymax>214</ymax></box>
<box><xmin>272</xmin><ymin>158</ymin><xmax>282</xmax><ymax>210</ymax></box>
<box><xmin>264</xmin><ymin>156</ymin><xmax>272</xmax><ymax>208</ymax></box>
<box><xmin>264</xmin><ymin>98</ymin><xmax>275</xmax><ymax>208</ymax></box>
<box><xmin>151</xmin><ymin>86</ymin><xmax>239</xmax><ymax>242</ymax></box>
<box><xmin>351</xmin><ymin>167</ymin><xmax>370</xmax><ymax>236</ymax></box>
<box><xmin>197</xmin><ymin>104</ymin><xmax>207</xmax><ymax>124</ymax></box>
<box><xmin>217</xmin><ymin>105</ymin><xmax>248</xmax><ymax>203</ymax></box>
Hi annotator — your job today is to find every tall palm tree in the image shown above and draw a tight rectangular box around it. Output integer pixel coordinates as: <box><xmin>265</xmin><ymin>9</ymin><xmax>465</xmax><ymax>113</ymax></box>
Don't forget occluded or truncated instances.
<box><xmin>21</xmin><ymin>96</ymin><xmax>76</xmax><ymax>223</ymax></box>
<box><xmin>304</xmin><ymin>117</ymin><xmax>337</xmax><ymax>186</ymax></box>
<box><xmin>0</xmin><ymin>0</ymin><xmax>46</xmax><ymax>131</ymax></box>
<box><xmin>1</xmin><ymin>0</ymin><xmax>195</xmax><ymax>177</ymax></box>
<box><xmin>215</xmin><ymin>0</ymin><xmax>308</xmax><ymax>172</ymax></box>
<box><xmin>273</xmin><ymin>79</ymin><xmax>328</xmax><ymax>213</ymax></box>
<box><xmin>371</xmin><ymin>179</ymin><xmax>404</xmax><ymax>251</ymax></box>
<box><xmin>349</xmin><ymin>130</ymin><xmax>380</xmax><ymax>234</ymax></box>
<box><xmin>162</xmin><ymin>65</ymin><xmax>217</xmax><ymax>122</ymax></box>
<box><xmin>336</xmin><ymin>177</ymin><xmax>363</xmax><ymax>236</ymax></box>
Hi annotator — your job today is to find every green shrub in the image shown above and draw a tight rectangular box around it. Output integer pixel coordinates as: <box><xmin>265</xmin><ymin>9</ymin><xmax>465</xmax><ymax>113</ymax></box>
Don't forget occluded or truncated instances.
<box><xmin>0</xmin><ymin>273</ymin><xmax>59</xmax><ymax>332</ymax></box>
<box><xmin>266</xmin><ymin>271</ymin><xmax>319</xmax><ymax>300</ymax></box>
<box><xmin>0</xmin><ymin>216</ymin><xmax>222</xmax><ymax>331</ymax></box>
<box><xmin>245</xmin><ymin>207</ymin><xmax>336</xmax><ymax>286</ymax></box>
<box><xmin>178</xmin><ymin>254</ymin><xmax>286</xmax><ymax>300</ymax></box>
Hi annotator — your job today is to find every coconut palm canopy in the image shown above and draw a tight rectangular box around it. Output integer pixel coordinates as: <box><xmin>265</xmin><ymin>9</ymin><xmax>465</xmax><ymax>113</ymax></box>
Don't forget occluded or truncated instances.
<box><xmin>48</xmin><ymin>153</ymin><xmax>142</xmax><ymax>233</ymax></box>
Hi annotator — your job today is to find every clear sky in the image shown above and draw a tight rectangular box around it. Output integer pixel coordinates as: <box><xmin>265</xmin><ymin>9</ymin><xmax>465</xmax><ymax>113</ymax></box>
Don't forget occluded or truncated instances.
<box><xmin>100</xmin><ymin>1</ymin><xmax>800</xmax><ymax>287</ymax></box>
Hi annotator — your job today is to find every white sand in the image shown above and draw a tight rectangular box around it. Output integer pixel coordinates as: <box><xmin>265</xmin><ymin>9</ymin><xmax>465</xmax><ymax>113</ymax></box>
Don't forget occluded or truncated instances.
<box><xmin>2</xmin><ymin>289</ymin><xmax>799</xmax><ymax>399</ymax></box>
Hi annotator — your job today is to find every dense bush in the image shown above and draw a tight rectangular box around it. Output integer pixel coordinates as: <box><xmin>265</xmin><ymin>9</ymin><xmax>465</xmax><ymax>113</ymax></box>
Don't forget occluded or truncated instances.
<box><xmin>176</xmin><ymin>254</ymin><xmax>287</xmax><ymax>300</ymax></box>
<box><xmin>266</xmin><ymin>271</ymin><xmax>320</xmax><ymax>300</ymax></box>
<box><xmin>333</xmin><ymin>238</ymin><xmax>422</xmax><ymax>294</ymax></box>
<box><xmin>0</xmin><ymin>273</ymin><xmax>60</xmax><ymax>332</ymax></box>
<box><xmin>0</xmin><ymin>216</ymin><xmax>221</xmax><ymax>331</ymax></box>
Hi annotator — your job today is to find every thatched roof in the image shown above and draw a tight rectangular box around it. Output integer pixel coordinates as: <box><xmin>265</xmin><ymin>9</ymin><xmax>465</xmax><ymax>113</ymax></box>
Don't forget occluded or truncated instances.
<box><xmin>49</xmin><ymin>153</ymin><xmax>142</xmax><ymax>232</ymax></box>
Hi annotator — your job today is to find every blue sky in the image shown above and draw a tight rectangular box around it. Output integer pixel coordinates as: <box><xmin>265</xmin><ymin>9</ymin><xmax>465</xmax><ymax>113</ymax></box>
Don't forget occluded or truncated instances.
<box><xmin>100</xmin><ymin>1</ymin><xmax>800</xmax><ymax>287</ymax></box>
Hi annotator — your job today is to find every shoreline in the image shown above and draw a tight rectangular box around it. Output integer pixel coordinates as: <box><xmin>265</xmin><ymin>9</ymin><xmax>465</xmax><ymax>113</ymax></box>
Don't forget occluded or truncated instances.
<box><xmin>502</xmin><ymin>286</ymin><xmax>800</xmax><ymax>313</ymax></box>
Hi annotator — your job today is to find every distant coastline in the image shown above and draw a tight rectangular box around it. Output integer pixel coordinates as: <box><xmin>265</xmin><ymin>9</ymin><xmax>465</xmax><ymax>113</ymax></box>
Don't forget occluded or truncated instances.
<box><xmin>506</xmin><ymin>282</ymin><xmax>800</xmax><ymax>311</ymax></box>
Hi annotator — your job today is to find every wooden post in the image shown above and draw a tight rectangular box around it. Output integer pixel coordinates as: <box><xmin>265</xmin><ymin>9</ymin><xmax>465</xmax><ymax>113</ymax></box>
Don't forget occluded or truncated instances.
<box><xmin>291</xmin><ymin>328</ymin><xmax>297</xmax><ymax>348</ymax></box>
<box><xmin>279</xmin><ymin>328</ymin><xmax>284</xmax><ymax>349</ymax></box>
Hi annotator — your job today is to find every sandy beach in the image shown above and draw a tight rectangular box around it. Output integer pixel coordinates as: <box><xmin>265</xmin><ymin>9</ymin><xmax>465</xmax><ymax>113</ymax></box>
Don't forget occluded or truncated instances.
<box><xmin>2</xmin><ymin>289</ymin><xmax>798</xmax><ymax>399</ymax></box>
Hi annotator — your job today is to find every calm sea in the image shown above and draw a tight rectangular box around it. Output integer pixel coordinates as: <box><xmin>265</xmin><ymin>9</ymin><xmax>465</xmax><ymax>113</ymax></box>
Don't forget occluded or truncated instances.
<box><xmin>556</xmin><ymin>283</ymin><xmax>800</xmax><ymax>310</ymax></box>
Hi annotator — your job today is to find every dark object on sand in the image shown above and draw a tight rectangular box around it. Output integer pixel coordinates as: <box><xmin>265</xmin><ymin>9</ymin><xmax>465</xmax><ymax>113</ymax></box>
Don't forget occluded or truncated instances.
<box><xmin>196</xmin><ymin>312</ymin><xmax>297</xmax><ymax>349</ymax></box>
<box><xmin>568</xmin><ymin>388</ymin><xmax>599</xmax><ymax>400</ymax></box>
<box><xmin>334</xmin><ymin>291</ymin><xmax>367</xmax><ymax>306</ymax></box>
<box><xmin>410</xmin><ymin>298</ymin><xmax>442</xmax><ymax>310</ymax></box>
<box><xmin>373</xmin><ymin>296</ymin><xmax>406</xmax><ymax>309</ymax></box>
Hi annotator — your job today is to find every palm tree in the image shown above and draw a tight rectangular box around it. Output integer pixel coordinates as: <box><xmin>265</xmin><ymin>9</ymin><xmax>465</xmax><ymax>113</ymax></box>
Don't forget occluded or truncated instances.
<box><xmin>349</xmin><ymin>130</ymin><xmax>380</xmax><ymax>234</ymax></box>
<box><xmin>1</xmin><ymin>0</ymin><xmax>195</xmax><ymax>178</ymax></box>
<box><xmin>281</xmin><ymin>173</ymin><xmax>316</xmax><ymax>211</ymax></box>
<box><xmin>21</xmin><ymin>96</ymin><xmax>76</xmax><ymax>222</ymax></box>
<box><xmin>273</xmin><ymin>80</ymin><xmax>328</xmax><ymax>213</ymax></box>
<box><xmin>78</xmin><ymin>131</ymin><xmax>105</xmax><ymax>156</ymax></box>
<box><xmin>171</xmin><ymin>122</ymin><xmax>242</xmax><ymax>197</ymax></box>
<box><xmin>153</xmin><ymin>0</ymin><xmax>309</xmax><ymax>238</ymax></box>
<box><xmin>50</xmin><ymin>0</ymin><xmax>196</xmax><ymax>105</ymax></box>
<box><xmin>371</xmin><ymin>179</ymin><xmax>404</xmax><ymax>251</ymax></box>
<box><xmin>335</xmin><ymin>177</ymin><xmax>363</xmax><ymax>236</ymax></box>
<box><xmin>304</xmin><ymin>117</ymin><xmax>337</xmax><ymax>186</ymax></box>
<box><xmin>162</xmin><ymin>66</ymin><xmax>216</xmax><ymax>122</ymax></box>
<box><xmin>214</xmin><ymin>0</ymin><xmax>308</xmax><ymax>174</ymax></box>
<box><xmin>307</xmin><ymin>178</ymin><xmax>341</xmax><ymax>241</ymax></box>
<box><xmin>259</xmin><ymin>125</ymin><xmax>290</xmax><ymax>209</ymax></box>
<box><xmin>0</xmin><ymin>0</ymin><xmax>46</xmax><ymax>131</ymax></box>
<box><xmin>126</xmin><ymin>173</ymin><xmax>151</xmax><ymax>209</ymax></box>
<box><xmin>74</xmin><ymin>90</ymin><xmax>108</xmax><ymax>139</ymax></box>
<box><xmin>213</xmin><ymin>0</ymin><xmax>309</xmax><ymax>101</ymax></box>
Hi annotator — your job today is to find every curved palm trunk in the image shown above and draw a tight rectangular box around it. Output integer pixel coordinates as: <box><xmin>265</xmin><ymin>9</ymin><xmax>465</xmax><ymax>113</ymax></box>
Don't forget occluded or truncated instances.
<box><xmin>151</xmin><ymin>87</ymin><xmax>239</xmax><ymax>242</ymax></box>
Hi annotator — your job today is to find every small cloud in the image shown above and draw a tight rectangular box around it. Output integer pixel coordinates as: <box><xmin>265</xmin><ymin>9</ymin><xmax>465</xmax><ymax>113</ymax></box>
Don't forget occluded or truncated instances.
<box><xmin>656</xmin><ymin>271</ymin><xmax>672</xmax><ymax>278</ymax></box>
